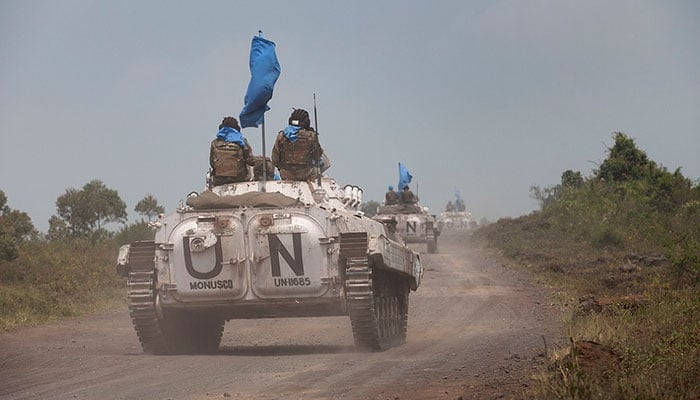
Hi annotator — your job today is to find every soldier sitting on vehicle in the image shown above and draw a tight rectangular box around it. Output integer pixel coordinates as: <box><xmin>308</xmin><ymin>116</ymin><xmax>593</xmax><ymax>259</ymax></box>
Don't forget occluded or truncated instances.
<box><xmin>400</xmin><ymin>185</ymin><xmax>417</xmax><ymax>204</ymax></box>
<box><xmin>455</xmin><ymin>198</ymin><xmax>466</xmax><ymax>212</ymax></box>
<box><xmin>385</xmin><ymin>185</ymin><xmax>399</xmax><ymax>205</ymax></box>
<box><xmin>271</xmin><ymin>109</ymin><xmax>323</xmax><ymax>181</ymax></box>
<box><xmin>445</xmin><ymin>201</ymin><xmax>454</xmax><ymax>212</ymax></box>
<box><xmin>210</xmin><ymin>117</ymin><xmax>252</xmax><ymax>186</ymax></box>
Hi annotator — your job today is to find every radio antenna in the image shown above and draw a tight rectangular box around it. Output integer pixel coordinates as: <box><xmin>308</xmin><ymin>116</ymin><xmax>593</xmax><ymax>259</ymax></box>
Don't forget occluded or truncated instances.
<box><xmin>313</xmin><ymin>93</ymin><xmax>319</xmax><ymax>133</ymax></box>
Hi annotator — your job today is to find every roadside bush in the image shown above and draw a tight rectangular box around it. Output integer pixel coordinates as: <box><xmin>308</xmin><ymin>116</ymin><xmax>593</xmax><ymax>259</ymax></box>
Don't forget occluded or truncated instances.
<box><xmin>0</xmin><ymin>238</ymin><xmax>123</xmax><ymax>330</ymax></box>
<box><xmin>0</xmin><ymin>188</ymin><xmax>165</xmax><ymax>330</ymax></box>
<box><xmin>114</xmin><ymin>221</ymin><xmax>156</xmax><ymax>245</ymax></box>
<box><xmin>590</xmin><ymin>226</ymin><xmax>624</xmax><ymax>249</ymax></box>
<box><xmin>665</xmin><ymin>199</ymin><xmax>700</xmax><ymax>287</ymax></box>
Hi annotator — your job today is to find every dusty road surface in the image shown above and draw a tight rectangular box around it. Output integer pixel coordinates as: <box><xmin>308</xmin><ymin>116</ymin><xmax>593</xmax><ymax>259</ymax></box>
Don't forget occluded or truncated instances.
<box><xmin>0</xmin><ymin>232</ymin><xmax>559</xmax><ymax>400</ymax></box>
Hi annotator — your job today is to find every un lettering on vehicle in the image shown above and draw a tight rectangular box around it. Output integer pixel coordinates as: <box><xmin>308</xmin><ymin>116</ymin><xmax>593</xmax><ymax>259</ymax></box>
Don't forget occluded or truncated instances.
<box><xmin>252</xmin><ymin>229</ymin><xmax>328</xmax><ymax>298</ymax></box>
<box><xmin>268</xmin><ymin>233</ymin><xmax>312</xmax><ymax>287</ymax></box>
<box><xmin>406</xmin><ymin>221</ymin><xmax>417</xmax><ymax>233</ymax></box>
<box><xmin>177</xmin><ymin>232</ymin><xmax>246</xmax><ymax>298</ymax></box>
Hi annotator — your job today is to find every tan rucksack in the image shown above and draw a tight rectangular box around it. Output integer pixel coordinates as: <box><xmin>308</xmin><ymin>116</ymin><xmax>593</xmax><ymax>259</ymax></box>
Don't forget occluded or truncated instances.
<box><xmin>212</xmin><ymin>141</ymin><xmax>247</xmax><ymax>178</ymax></box>
<box><xmin>279</xmin><ymin>131</ymin><xmax>317</xmax><ymax>167</ymax></box>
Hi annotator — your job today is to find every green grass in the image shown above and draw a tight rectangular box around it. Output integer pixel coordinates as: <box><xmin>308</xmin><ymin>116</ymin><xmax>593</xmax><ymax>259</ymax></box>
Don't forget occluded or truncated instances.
<box><xmin>0</xmin><ymin>221</ymin><xmax>155</xmax><ymax>331</ymax></box>
<box><xmin>0</xmin><ymin>285</ymin><xmax>124</xmax><ymax>330</ymax></box>
<box><xmin>0</xmin><ymin>239</ymin><xmax>126</xmax><ymax>331</ymax></box>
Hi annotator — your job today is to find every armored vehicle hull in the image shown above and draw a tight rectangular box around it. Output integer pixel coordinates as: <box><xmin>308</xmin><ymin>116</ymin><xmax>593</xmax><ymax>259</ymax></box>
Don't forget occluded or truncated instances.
<box><xmin>374</xmin><ymin>203</ymin><xmax>440</xmax><ymax>254</ymax></box>
<box><xmin>437</xmin><ymin>211</ymin><xmax>474</xmax><ymax>231</ymax></box>
<box><xmin>117</xmin><ymin>178</ymin><xmax>422</xmax><ymax>354</ymax></box>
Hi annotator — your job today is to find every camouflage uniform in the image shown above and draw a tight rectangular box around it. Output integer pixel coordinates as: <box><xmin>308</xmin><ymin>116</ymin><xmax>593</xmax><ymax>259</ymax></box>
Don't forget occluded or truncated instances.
<box><xmin>385</xmin><ymin>190</ymin><xmax>399</xmax><ymax>205</ymax></box>
<box><xmin>249</xmin><ymin>155</ymin><xmax>276</xmax><ymax>181</ymax></box>
<box><xmin>271</xmin><ymin>129</ymin><xmax>323</xmax><ymax>181</ymax></box>
<box><xmin>400</xmin><ymin>188</ymin><xmax>416</xmax><ymax>204</ymax></box>
<box><xmin>210</xmin><ymin>137</ymin><xmax>252</xmax><ymax>185</ymax></box>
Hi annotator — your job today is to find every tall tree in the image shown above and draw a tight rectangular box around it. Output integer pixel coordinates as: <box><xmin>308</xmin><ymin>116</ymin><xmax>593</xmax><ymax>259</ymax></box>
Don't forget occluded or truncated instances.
<box><xmin>596</xmin><ymin>132</ymin><xmax>654</xmax><ymax>182</ymax></box>
<box><xmin>561</xmin><ymin>170</ymin><xmax>584</xmax><ymax>188</ymax></box>
<box><xmin>0</xmin><ymin>190</ymin><xmax>8</xmax><ymax>214</ymax></box>
<box><xmin>0</xmin><ymin>190</ymin><xmax>37</xmax><ymax>261</ymax></box>
<box><xmin>134</xmin><ymin>194</ymin><xmax>165</xmax><ymax>222</ymax></box>
<box><xmin>53</xmin><ymin>180</ymin><xmax>127</xmax><ymax>238</ymax></box>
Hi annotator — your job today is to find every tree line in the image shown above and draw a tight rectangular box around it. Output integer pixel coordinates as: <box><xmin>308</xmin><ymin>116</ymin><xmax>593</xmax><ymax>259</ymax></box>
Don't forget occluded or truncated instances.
<box><xmin>0</xmin><ymin>180</ymin><xmax>164</xmax><ymax>262</ymax></box>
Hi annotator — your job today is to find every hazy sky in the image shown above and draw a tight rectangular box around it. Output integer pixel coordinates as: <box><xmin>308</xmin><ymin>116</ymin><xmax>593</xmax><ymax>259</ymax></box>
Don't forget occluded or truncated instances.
<box><xmin>2</xmin><ymin>0</ymin><xmax>699</xmax><ymax>232</ymax></box>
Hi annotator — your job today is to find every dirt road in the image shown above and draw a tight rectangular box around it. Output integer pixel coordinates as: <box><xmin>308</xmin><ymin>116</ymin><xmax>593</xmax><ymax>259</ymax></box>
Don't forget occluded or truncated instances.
<box><xmin>0</xmin><ymin>232</ymin><xmax>558</xmax><ymax>400</ymax></box>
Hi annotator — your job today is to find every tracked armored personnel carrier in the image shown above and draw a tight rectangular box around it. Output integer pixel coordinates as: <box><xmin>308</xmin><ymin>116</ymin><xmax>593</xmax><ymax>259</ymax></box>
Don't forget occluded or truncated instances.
<box><xmin>117</xmin><ymin>178</ymin><xmax>422</xmax><ymax>354</ymax></box>
<box><xmin>437</xmin><ymin>211</ymin><xmax>473</xmax><ymax>231</ymax></box>
<box><xmin>374</xmin><ymin>203</ymin><xmax>439</xmax><ymax>254</ymax></box>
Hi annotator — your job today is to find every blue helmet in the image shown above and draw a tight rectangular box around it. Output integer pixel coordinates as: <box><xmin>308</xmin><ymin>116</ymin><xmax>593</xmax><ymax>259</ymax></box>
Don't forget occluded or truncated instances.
<box><xmin>388</xmin><ymin>185</ymin><xmax>394</xmax><ymax>190</ymax></box>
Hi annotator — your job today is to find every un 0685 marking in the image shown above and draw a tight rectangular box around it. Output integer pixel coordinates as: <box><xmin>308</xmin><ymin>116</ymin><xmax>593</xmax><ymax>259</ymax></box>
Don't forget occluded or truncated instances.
<box><xmin>273</xmin><ymin>277</ymin><xmax>312</xmax><ymax>287</ymax></box>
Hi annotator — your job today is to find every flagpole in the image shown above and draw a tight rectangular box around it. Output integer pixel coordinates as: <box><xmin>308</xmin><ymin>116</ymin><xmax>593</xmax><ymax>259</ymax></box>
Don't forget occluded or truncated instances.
<box><xmin>261</xmin><ymin>121</ymin><xmax>267</xmax><ymax>192</ymax></box>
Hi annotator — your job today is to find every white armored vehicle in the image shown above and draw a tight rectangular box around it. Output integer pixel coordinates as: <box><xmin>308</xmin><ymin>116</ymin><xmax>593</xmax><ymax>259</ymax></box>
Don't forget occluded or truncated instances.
<box><xmin>373</xmin><ymin>203</ymin><xmax>440</xmax><ymax>254</ymax></box>
<box><xmin>437</xmin><ymin>210</ymin><xmax>474</xmax><ymax>231</ymax></box>
<box><xmin>117</xmin><ymin>178</ymin><xmax>423</xmax><ymax>354</ymax></box>
<box><xmin>438</xmin><ymin>193</ymin><xmax>474</xmax><ymax>231</ymax></box>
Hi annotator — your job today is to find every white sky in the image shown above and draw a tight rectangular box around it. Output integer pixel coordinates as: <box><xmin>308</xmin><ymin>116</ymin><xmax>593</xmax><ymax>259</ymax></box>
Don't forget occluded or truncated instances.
<box><xmin>1</xmin><ymin>0</ymin><xmax>699</xmax><ymax>231</ymax></box>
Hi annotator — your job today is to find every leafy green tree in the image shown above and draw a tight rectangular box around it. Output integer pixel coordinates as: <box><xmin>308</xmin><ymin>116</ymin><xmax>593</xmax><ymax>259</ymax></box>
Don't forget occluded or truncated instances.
<box><xmin>561</xmin><ymin>170</ymin><xmax>584</xmax><ymax>188</ymax></box>
<box><xmin>47</xmin><ymin>215</ymin><xmax>70</xmax><ymax>241</ymax></box>
<box><xmin>596</xmin><ymin>132</ymin><xmax>654</xmax><ymax>182</ymax></box>
<box><xmin>134</xmin><ymin>194</ymin><xmax>165</xmax><ymax>222</ymax></box>
<box><xmin>53</xmin><ymin>180</ymin><xmax>127</xmax><ymax>239</ymax></box>
<box><xmin>0</xmin><ymin>191</ymin><xmax>7</xmax><ymax>214</ymax></box>
<box><xmin>114</xmin><ymin>221</ymin><xmax>156</xmax><ymax>245</ymax></box>
<box><xmin>361</xmin><ymin>200</ymin><xmax>380</xmax><ymax>217</ymax></box>
<box><xmin>530</xmin><ymin>184</ymin><xmax>560</xmax><ymax>210</ymax></box>
<box><xmin>0</xmin><ymin>190</ymin><xmax>37</xmax><ymax>262</ymax></box>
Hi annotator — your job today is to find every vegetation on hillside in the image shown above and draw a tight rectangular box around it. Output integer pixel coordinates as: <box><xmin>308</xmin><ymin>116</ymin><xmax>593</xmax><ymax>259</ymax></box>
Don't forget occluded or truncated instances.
<box><xmin>476</xmin><ymin>132</ymin><xmax>699</xmax><ymax>399</ymax></box>
<box><xmin>0</xmin><ymin>183</ymin><xmax>161</xmax><ymax>330</ymax></box>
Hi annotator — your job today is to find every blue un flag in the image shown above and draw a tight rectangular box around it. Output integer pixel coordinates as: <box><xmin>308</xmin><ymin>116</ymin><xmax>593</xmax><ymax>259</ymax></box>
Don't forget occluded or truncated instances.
<box><xmin>239</xmin><ymin>32</ymin><xmax>281</xmax><ymax>128</ymax></box>
<box><xmin>398</xmin><ymin>162</ymin><xmax>412</xmax><ymax>192</ymax></box>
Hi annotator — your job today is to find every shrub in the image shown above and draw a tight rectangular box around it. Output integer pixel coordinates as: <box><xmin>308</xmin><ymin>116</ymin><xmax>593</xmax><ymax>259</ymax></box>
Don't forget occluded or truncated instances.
<box><xmin>0</xmin><ymin>238</ymin><xmax>123</xmax><ymax>330</ymax></box>
<box><xmin>114</xmin><ymin>221</ymin><xmax>156</xmax><ymax>245</ymax></box>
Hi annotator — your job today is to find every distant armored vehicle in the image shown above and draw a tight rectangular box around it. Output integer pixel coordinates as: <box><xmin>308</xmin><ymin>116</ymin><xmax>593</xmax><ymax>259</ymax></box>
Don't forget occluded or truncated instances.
<box><xmin>374</xmin><ymin>202</ymin><xmax>439</xmax><ymax>254</ymax></box>
<box><xmin>437</xmin><ymin>210</ymin><xmax>474</xmax><ymax>231</ymax></box>
<box><xmin>117</xmin><ymin>178</ymin><xmax>423</xmax><ymax>354</ymax></box>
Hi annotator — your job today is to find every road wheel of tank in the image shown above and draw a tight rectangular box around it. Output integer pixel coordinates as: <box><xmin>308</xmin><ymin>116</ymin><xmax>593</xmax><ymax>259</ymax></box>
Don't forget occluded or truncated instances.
<box><xmin>374</xmin><ymin>267</ymin><xmax>409</xmax><ymax>344</ymax></box>
<box><xmin>346</xmin><ymin>257</ymin><xmax>409</xmax><ymax>351</ymax></box>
